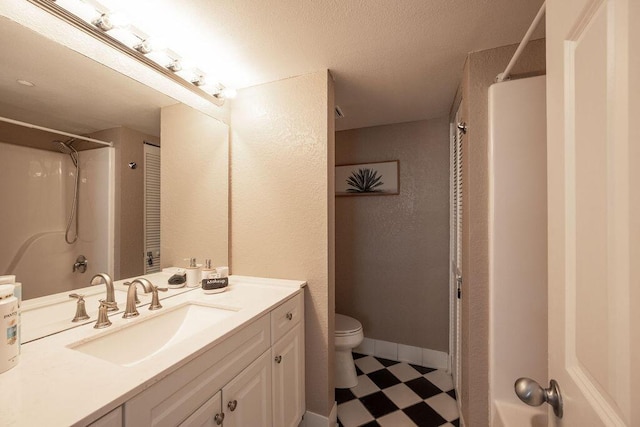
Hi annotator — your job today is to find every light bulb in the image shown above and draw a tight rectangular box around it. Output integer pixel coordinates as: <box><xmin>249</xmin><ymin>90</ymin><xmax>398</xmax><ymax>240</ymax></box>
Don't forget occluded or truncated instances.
<box><xmin>166</xmin><ymin>60</ymin><xmax>182</xmax><ymax>72</ymax></box>
<box><xmin>55</xmin><ymin>0</ymin><xmax>100</xmax><ymax>23</ymax></box>
<box><xmin>221</xmin><ymin>87</ymin><xmax>237</xmax><ymax>99</ymax></box>
<box><xmin>108</xmin><ymin>28</ymin><xmax>140</xmax><ymax>47</ymax></box>
<box><xmin>108</xmin><ymin>11</ymin><xmax>131</xmax><ymax>28</ymax></box>
<box><xmin>134</xmin><ymin>40</ymin><xmax>152</xmax><ymax>54</ymax></box>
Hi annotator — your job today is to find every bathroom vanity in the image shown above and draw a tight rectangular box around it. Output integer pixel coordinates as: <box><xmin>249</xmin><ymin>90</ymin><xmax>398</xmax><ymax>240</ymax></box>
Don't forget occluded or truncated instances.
<box><xmin>0</xmin><ymin>275</ymin><xmax>305</xmax><ymax>427</ymax></box>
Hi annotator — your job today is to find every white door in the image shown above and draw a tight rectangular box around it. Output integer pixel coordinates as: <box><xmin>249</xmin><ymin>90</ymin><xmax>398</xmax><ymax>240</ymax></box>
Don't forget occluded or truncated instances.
<box><xmin>547</xmin><ymin>0</ymin><xmax>639</xmax><ymax>425</ymax></box>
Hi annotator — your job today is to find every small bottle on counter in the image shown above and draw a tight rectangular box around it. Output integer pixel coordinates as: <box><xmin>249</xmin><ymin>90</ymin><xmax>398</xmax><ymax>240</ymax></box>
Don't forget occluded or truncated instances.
<box><xmin>185</xmin><ymin>258</ymin><xmax>201</xmax><ymax>288</ymax></box>
<box><xmin>201</xmin><ymin>259</ymin><xmax>216</xmax><ymax>281</ymax></box>
<box><xmin>0</xmin><ymin>284</ymin><xmax>19</xmax><ymax>374</ymax></box>
<box><xmin>0</xmin><ymin>276</ymin><xmax>21</xmax><ymax>355</ymax></box>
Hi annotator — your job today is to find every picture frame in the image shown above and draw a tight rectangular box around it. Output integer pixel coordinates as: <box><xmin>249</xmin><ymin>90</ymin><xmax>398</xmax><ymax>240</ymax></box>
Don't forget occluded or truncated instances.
<box><xmin>335</xmin><ymin>160</ymin><xmax>399</xmax><ymax>196</ymax></box>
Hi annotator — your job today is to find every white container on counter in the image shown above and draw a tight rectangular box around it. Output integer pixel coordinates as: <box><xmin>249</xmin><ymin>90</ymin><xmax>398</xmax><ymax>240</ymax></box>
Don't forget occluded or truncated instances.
<box><xmin>0</xmin><ymin>284</ymin><xmax>19</xmax><ymax>374</ymax></box>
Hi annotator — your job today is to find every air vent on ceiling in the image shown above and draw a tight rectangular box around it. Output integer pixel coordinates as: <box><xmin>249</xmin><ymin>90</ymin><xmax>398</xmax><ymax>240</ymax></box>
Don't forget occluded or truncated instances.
<box><xmin>335</xmin><ymin>105</ymin><xmax>345</xmax><ymax>119</ymax></box>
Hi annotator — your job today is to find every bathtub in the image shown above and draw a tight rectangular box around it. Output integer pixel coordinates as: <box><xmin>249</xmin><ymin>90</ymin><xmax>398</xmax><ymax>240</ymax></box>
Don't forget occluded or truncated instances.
<box><xmin>493</xmin><ymin>400</ymin><xmax>547</xmax><ymax>427</ymax></box>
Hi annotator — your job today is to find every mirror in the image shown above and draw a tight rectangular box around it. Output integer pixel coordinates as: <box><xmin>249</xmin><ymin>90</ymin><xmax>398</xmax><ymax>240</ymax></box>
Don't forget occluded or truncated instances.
<box><xmin>0</xmin><ymin>16</ymin><xmax>229</xmax><ymax>303</ymax></box>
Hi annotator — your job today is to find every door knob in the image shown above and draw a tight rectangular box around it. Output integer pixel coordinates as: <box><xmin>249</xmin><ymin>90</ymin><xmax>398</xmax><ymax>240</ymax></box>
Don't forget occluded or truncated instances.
<box><xmin>515</xmin><ymin>377</ymin><xmax>563</xmax><ymax>418</ymax></box>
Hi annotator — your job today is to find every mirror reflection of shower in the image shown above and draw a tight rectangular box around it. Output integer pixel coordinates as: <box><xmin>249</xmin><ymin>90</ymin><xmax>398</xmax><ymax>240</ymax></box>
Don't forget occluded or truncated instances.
<box><xmin>54</xmin><ymin>138</ymin><xmax>79</xmax><ymax>244</ymax></box>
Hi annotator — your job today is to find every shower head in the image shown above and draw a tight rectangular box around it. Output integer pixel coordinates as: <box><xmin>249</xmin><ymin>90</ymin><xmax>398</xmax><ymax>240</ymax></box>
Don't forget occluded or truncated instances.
<box><xmin>54</xmin><ymin>138</ymin><xmax>76</xmax><ymax>154</ymax></box>
<box><xmin>54</xmin><ymin>138</ymin><xmax>78</xmax><ymax>167</ymax></box>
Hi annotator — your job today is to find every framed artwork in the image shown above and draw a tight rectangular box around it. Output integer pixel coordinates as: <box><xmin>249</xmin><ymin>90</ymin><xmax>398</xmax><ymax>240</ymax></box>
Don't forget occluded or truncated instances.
<box><xmin>335</xmin><ymin>160</ymin><xmax>399</xmax><ymax>196</ymax></box>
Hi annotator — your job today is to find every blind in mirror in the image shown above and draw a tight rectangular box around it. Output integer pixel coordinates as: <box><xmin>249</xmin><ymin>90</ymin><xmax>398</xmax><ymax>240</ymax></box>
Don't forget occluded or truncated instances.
<box><xmin>144</xmin><ymin>143</ymin><xmax>161</xmax><ymax>273</ymax></box>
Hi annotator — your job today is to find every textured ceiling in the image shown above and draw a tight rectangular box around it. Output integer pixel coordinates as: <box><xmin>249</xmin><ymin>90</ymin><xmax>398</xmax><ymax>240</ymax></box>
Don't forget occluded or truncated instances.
<box><xmin>0</xmin><ymin>0</ymin><xmax>544</xmax><ymax>135</ymax></box>
<box><xmin>100</xmin><ymin>0</ymin><xmax>545</xmax><ymax>130</ymax></box>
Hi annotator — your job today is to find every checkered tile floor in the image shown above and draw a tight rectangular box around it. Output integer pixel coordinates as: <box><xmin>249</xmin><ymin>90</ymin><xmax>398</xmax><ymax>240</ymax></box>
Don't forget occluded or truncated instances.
<box><xmin>336</xmin><ymin>353</ymin><xmax>460</xmax><ymax>427</ymax></box>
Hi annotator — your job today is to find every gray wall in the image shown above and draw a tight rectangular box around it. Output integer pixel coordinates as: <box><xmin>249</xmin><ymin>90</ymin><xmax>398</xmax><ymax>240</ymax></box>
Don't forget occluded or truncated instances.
<box><xmin>335</xmin><ymin>117</ymin><xmax>450</xmax><ymax>351</ymax></box>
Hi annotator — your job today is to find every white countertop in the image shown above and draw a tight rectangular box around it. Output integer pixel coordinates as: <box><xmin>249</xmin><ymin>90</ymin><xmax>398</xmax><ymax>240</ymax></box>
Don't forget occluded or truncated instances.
<box><xmin>0</xmin><ymin>275</ymin><xmax>305</xmax><ymax>426</ymax></box>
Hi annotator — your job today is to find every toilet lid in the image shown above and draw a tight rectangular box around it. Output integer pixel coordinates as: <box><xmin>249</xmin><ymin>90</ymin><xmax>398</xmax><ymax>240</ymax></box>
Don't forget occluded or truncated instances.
<box><xmin>335</xmin><ymin>314</ymin><xmax>362</xmax><ymax>335</ymax></box>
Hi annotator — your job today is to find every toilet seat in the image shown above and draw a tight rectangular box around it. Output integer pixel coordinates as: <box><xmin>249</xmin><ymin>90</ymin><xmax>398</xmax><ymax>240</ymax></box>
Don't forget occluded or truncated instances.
<box><xmin>335</xmin><ymin>314</ymin><xmax>362</xmax><ymax>336</ymax></box>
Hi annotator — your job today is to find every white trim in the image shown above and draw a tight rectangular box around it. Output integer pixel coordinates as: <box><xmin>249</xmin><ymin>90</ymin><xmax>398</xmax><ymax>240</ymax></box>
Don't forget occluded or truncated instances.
<box><xmin>301</xmin><ymin>403</ymin><xmax>338</xmax><ymax>427</ymax></box>
<box><xmin>329</xmin><ymin>402</ymin><xmax>338</xmax><ymax>427</ymax></box>
<box><xmin>354</xmin><ymin>337</ymin><xmax>449</xmax><ymax>370</ymax></box>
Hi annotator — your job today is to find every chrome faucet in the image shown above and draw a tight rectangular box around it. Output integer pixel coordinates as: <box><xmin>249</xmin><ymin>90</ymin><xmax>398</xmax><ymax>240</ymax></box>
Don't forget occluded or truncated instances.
<box><xmin>90</xmin><ymin>273</ymin><xmax>118</xmax><ymax>312</ymax></box>
<box><xmin>123</xmin><ymin>278</ymin><xmax>154</xmax><ymax>318</ymax></box>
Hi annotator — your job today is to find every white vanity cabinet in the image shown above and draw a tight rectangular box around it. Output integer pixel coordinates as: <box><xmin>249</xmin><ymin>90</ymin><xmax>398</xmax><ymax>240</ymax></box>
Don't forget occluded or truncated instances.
<box><xmin>272</xmin><ymin>323</ymin><xmax>304</xmax><ymax>427</ymax></box>
<box><xmin>180</xmin><ymin>351</ymin><xmax>272</xmax><ymax>427</ymax></box>
<box><xmin>271</xmin><ymin>293</ymin><xmax>305</xmax><ymax>427</ymax></box>
<box><xmin>179</xmin><ymin>391</ymin><xmax>222</xmax><ymax>427</ymax></box>
<box><xmin>122</xmin><ymin>291</ymin><xmax>304</xmax><ymax>427</ymax></box>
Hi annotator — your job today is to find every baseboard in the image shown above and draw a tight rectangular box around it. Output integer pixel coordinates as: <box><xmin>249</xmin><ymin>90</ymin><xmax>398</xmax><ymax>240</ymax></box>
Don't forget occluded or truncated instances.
<box><xmin>354</xmin><ymin>337</ymin><xmax>449</xmax><ymax>370</ymax></box>
<box><xmin>301</xmin><ymin>402</ymin><xmax>338</xmax><ymax>427</ymax></box>
<box><xmin>329</xmin><ymin>402</ymin><xmax>338</xmax><ymax>426</ymax></box>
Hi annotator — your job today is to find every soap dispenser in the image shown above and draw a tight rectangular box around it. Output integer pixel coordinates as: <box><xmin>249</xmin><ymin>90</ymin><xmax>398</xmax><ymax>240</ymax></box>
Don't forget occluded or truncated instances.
<box><xmin>185</xmin><ymin>258</ymin><xmax>201</xmax><ymax>288</ymax></box>
<box><xmin>201</xmin><ymin>259</ymin><xmax>216</xmax><ymax>281</ymax></box>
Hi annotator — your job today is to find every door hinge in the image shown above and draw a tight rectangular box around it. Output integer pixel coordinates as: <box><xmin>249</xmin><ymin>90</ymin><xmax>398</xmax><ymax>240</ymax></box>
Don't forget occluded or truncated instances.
<box><xmin>456</xmin><ymin>276</ymin><xmax>463</xmax><ymax>299</ymax></box>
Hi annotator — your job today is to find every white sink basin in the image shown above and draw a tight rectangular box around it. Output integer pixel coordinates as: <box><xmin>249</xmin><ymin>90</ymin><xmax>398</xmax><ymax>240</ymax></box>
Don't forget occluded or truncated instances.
<box><xmin>69</xmin><ymin>303</ymin><xmax>237</xmax><ymax>366</ymax></box>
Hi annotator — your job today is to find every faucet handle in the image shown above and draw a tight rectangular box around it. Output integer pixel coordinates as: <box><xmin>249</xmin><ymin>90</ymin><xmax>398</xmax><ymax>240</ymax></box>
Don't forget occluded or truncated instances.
<box><xmin>94</xmin><ymin>299</ymin><xmax>116</xmax><ymax>329</ymax></box>
<box><xmin>149</xmin><ymin>286</ymin><xmax>168</xmax><ymax>311</ymax></box>
<box><xmin>69</xmin><ymin>293</ymin><xmax>90</xmax><ymax>322</ymax></box>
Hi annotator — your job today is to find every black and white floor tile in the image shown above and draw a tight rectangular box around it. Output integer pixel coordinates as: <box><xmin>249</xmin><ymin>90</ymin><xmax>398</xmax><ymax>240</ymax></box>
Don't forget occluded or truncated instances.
<box><xmin>337</xmin><ymin>353</ymin><xmax>460</xmax><ymax>427</ymax></box>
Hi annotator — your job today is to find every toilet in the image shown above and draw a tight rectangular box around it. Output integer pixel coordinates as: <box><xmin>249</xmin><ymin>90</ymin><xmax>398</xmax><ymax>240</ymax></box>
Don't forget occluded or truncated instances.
<box><xmin>334</xmin><ymin>313</ymin><xmax>364</xmax><ymax>389</ymax></box>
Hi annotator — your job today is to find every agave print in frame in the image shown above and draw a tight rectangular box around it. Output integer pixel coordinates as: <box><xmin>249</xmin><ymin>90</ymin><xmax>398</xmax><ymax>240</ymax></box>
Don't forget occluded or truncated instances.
<box><xmin>335</xmin><ymin>160</ymin><xmax>399</xmax><ymax>196</ymax></box>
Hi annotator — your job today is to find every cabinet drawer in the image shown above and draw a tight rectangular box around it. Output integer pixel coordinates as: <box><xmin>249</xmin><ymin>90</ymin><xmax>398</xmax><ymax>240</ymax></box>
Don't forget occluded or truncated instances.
<box><xmin>87</xmin><ymin>406</ymin><xmax>122</xmax><ymax>427</ymax></box>
<box><xmin>271</xmin><ymin>292</ymin><xmax>303</xmax><ymax>344</ymax></box>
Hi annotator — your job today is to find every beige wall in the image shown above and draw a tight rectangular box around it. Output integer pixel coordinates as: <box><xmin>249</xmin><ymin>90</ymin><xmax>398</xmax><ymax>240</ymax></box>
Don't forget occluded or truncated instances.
<box><xmin>161</xmin><ymin>103</ymin><xmax>229</xmax><ymax>270</ymax></box>
<box><xmin>88</xmin><ymin>127</ymin><xmax>159</xmax><ymax>280</ymax></box>
<box><xmin>230</xmin><ymin>71</ymin><xmax>335</xmax><ymax>417</ymax></box>
<box><xmin>457</xmin><ymin>38</ymin><xmax>545</xmax><ymax>427</ymax></box>
<box><xmin>335</xmin><ymin>118</ymin><xmax>450</xmax><ymax>351</ymax></box>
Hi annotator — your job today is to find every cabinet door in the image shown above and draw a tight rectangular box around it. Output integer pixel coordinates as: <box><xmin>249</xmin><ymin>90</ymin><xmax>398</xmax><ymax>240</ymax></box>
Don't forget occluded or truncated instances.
<box><xmin>179</xmin><ymin>391</ymin><xmax>223</xmax><ymax>427</ymax></box>
<box><xmin>223</xmin><ymin>350</ymin><xmax>272</xmax><ymax>427</ymax></box>
<box><xmin>272</xmin><ymin>323</ymin><xmax>304</xmax><ymax>427</ymax></box>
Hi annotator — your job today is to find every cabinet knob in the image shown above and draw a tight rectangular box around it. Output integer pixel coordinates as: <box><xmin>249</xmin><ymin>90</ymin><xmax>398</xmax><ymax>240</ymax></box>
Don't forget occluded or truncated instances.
<box><xmin>275</xmin><ymin>355</ymin><xmax>282</xmax><ymax>364</ymax></box>
<box><xmin>227</xmin><ymin>399</ymin><xmax>238</xmax><ymax>411</ymax></box>
<box><xmin>214</xmin><ymin>413</ymin><xmax>225</xmax><ymax>425</ymax></box>
<box><xmin>286</xmin><ymin>312</ymin><xmax>293</xmax><ymax>320</ymax></box>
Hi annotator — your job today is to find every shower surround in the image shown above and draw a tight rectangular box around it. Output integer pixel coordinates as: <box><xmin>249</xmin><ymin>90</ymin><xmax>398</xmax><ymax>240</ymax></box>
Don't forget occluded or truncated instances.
<box><xmin>0</xmin><ymin>142</ymin><xmax>114</xmax><ymax>299</ymax></box>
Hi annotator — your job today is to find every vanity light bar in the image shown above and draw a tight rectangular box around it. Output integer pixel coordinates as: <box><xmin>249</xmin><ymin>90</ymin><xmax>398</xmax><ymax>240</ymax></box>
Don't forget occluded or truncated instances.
<box><xmin>27</xmin><ymin>0</ymin><xmax>234</xmax><ymax>103</ymax></box>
